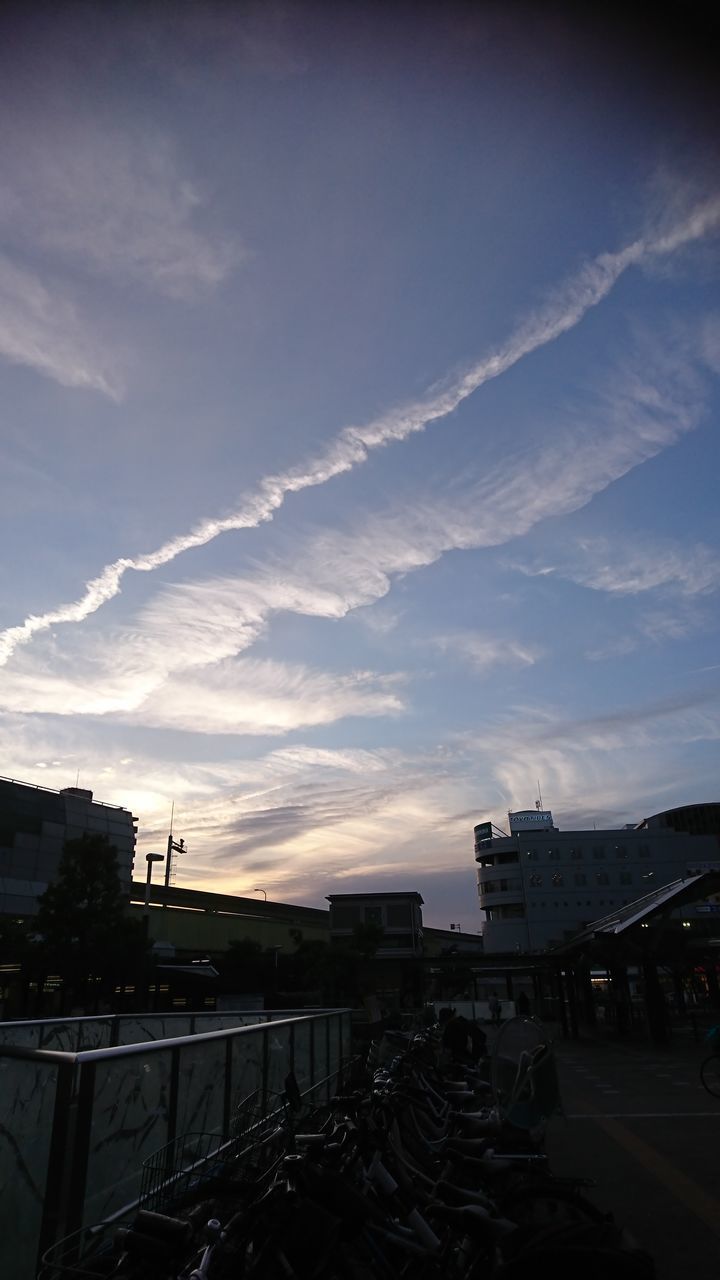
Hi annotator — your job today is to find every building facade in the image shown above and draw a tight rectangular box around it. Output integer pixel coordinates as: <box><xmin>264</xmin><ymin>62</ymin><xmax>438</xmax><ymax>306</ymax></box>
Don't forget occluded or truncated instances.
<box><xmin>475</xmin><ymin>805</ymin><xmax>720</xmax><ymax>953</ymax></box>
<box><xmin>326</xmin><ymin>892</ymin><xmax>424</xmax><ymax>957</ymax></box>
<box><xmin>0</xmin><ymin>776</ymin><xmax>137</xmax><ymax>918</ymax></box>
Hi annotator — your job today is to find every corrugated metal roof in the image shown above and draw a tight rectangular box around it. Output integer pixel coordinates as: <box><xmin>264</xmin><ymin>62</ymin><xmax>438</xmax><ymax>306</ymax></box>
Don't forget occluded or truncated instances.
<box><xmin>552</xmin><ymin>871</ymin><xmax>720</xmax><ymax>953</ymax></box>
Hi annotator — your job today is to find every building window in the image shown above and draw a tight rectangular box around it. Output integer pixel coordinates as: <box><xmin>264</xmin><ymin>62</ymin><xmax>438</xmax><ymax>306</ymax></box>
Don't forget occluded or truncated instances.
<box><xmin>574</xmin><ymin>873</ymin><xmax>587</xmax><ymax>886</ymax></box>
<box><xmin>596</xmin><ymin>872</ymin><xmax>610</xmax><ymax>885</ymax></box>
<box><xmin>614</xmin><ymin>845</ymin><xmax>628</xmax><ymax>859</ymax></box>
<box><xmin>386</xmin><ymin>905</ymin><xmax>411</xmax><ymax>927</ymax></box>
<box><xmin>529</xmin><ymin>872</ymin><xmax>542</xmax><ymax>888</ymax></box>
<box><xmin>525</xmin><ymin>850</ymin><xmax>539</xmax><ymax>861</ymax></box>
<box><xmin>619</xmin><ymin>871</ymin><xmax>633</xmax><ymax>885</ymax></box>
<box><xmin>364</xmin><ymin>906</ymin><xmax>382</xmax><ymax>924</ymax></box>
<box><xmin>570</xmin><ymin>848</ymin><xmax>583</xmax><ymax>860</ymax></box>
<box><xmin>482</xmin><ymin>880</ymin><xmax>498</xmax><ymax>894</ymax></box>
<box><xmin>592</xmin><ymin>847</ymin><xmax>605</xmax><ymax>859</ymax></box>
<box><xmin>488</xmin><ymin>903</ymin><xmax>526</xmax><ymax>920</ymax></box>
<box><xmin>332</xmin><ymin>905</ymin><xmax>361</xmax><ymax>928</ymax></box>
<box><xmin>548</xmin><ymin>848</ymin><xmax>561</xmax><ymax>860</ymax></box>
<box><xmin>551</xmin><ymin>871</ymin><xmax>564</xmax><ymax>887</ymax></box>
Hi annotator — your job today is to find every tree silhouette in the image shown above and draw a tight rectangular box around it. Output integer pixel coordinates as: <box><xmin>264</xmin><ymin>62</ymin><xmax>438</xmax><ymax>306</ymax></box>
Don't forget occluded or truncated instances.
<box><xmin>34</xmin><ymin>833</ymin><xmax>146</xmax><ymax>1009</ymax></box>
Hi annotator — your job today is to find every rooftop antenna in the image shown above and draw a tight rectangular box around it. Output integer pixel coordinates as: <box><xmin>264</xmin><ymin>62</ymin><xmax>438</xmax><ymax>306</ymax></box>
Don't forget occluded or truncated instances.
<box><xmin>536</xmin><ymin>780</ymin><xmax>544</xmax><ymax>811</ymax></box>
<box><xmin>75</xmin><ymin>768</ymin><xmax>80</xmax><ymax>788</ymax></box>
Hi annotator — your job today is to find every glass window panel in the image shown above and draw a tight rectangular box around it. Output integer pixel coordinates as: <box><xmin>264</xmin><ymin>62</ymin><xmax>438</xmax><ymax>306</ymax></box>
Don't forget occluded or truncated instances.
<box><xmin>175</xmin><ymin>1039</ymin><xmax>226</xmax><ymax>1139</ymax></box>
<box><xmin>293</xmin><ymin>1021</ymin><xmax>312</xmax><ymax>1098</ymax></box>
<box><xmin>230</xmin><ymin>1026</ymin><xmax>265</xmax><ymax>1119</ymax></box>
<box><xmin>327</xmin><ymin>1016</ymin><xmax>341</xmax><ymax>1087</ymax></box>
<box><xmin>386</xmin><ymin>905</ymin><xmax>411</xmax><ymax>927</ymax></box>
<box><xmin>266</xmin><ymin>1023</ymin><xmax>292</xmax><ymax>1102</ymax></box>
<box><xmin>0</xmin><ymin>1055</ymin><xmax>59</xmax><ymax>1280</ymax></box>
<box><xmin>83</xmin><ymin>1050</ymin><xmax>172</xmax><ymax>1225</ymax></box>
<box><xmin>0</xmin><ymin>1022</ymin><xmax>41</xmax><ymax>1047</ymax></box>
<box><xmin>117</xmin><ymin>1016</ymin><xmax>192</xmax><ymax>1044</ymax></box>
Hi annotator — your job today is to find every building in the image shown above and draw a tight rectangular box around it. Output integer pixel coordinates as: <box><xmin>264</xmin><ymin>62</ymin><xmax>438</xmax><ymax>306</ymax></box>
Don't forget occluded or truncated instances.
<box><xmin>474</xmin><ymin>804</ymin><xmax>720</xmax><ymax>953</ymax></box>
<box><xmin>0</xmin><ymin>776</ymin><xmax>137</xmax><ymax>918</ymax></box>
<box><xmin>326</xmin><ymin>892</ymin><xmax>424</xmax><ymax>957</ymax></box>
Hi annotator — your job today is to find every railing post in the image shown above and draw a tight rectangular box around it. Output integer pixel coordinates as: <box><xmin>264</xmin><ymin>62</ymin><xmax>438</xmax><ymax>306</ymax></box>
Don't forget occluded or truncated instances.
<box><xmin>223</xmin><ymin>1036</ymin><xmax>233</xmax><ymax>1138</ymax></box>
<box><xmin>168</xmin><ymin>1045</ymin><xmax>180</xmax><ymax>1149</ymax></box>
<box><xmin>63</xmin><ymin>1060</ymin><xmax>97</xmax><ymax>1240</ymax></box>
<box><xmin>35</xmin><ymin>1060</ymin><xmax>75</xmax><ymax>1272</ymax></box>
<box><xmin>262</xmin><ymin>1025</ymin><xmax>269</xmax><ymax>1114</ymax></box>
<box><xmin>325</xmin><ymin>1016</ymin><xmax>331</xmax><ymax>1103</ymax></box>
<box><xmin>309</xmin><ymin>1017</ymin><xmax>315</xmax><ymax>1101</ymax></box>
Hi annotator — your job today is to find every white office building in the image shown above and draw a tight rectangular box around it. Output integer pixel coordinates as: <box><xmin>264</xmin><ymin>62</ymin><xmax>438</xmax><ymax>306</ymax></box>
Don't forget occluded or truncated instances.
<box><xmin>475</xmin><ymin>804</ymin><xmax>720</xmax><ymax>953</ymax></box>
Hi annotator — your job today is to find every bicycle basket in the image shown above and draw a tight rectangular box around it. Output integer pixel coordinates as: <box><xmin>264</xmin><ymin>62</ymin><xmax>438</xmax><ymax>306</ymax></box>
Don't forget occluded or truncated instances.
<box><xmin>491</xmin><ymin>1016</ymin><xmax>561</xmax><ymax>1130</ymax></box>
<box><xmin>39</xmin><ymin>1221</ymin><xmax>121</xmax><ymax>1280</ymax></box>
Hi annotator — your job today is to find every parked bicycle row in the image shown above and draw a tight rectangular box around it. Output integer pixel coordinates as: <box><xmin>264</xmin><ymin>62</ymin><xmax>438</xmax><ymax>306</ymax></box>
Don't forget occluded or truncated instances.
<box><xmin>41</xmin><ymin>1015</ymin><xmax>655</xmax><ymax>1280</ymax></box>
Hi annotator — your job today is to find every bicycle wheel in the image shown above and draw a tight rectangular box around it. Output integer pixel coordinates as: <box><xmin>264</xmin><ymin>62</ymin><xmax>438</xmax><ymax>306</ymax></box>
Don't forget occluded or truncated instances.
<box><xmin>500</xmin><ymin>1182</ymin><xmax>608</xmax><ymax>1231</ymax></box>
<box><xmin>700</xmin><ymin>1054</ymin><xmax>720</xmax><ymax>1098</ymax></box>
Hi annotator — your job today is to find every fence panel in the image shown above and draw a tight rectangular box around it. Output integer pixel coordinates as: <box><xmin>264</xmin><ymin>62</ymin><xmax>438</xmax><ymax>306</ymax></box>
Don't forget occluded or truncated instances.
<box><xmin>81</xmin><ymin>1047</ymin><xmax>173</xmax><ymax>1225</ymax></box>
<box><xmin>0</xmin><ymin>1055</ymin><xmax>60</xmax><ymax>1280</ymax></box>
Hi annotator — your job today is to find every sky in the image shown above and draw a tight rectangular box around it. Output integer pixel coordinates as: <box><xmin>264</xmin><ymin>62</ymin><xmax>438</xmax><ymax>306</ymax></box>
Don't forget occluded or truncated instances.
<box><xmin>1</xmin><ymin>2</ymin><xmax>719</xmax><ymax>930</ymax></box>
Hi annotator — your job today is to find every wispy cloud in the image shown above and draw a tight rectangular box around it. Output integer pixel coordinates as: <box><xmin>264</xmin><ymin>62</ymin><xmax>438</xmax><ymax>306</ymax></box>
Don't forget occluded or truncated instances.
<box><xmin>467</xmin><ymin>687</ymin><xmax>720</xmax><ymax>834</ymax></box>
<box><xmin>2</xmin><ymin>191</ymin><xmax>717</xmax><ymax>664</ymax></box>
<box><xmin>0</xmin><ymin>319</ymin><xmax>712</xmax><ymax>728</ymax></box>
<box><xmin>1</xmin><ymin>116</ymin><xmax>240</xmax><ymax>299</ymax></box>
<box><xmin>129</xmin><ymin>659</ymin><xmax>405</xmax><ymax>735</ymax></box>
<box><xmin>0</xmin><ymin>254</ymin><xmax>122</xmax><ymax>397</ymax></box>
<box><xmin>513</xmin><ymin>535</ymin><xmax>720</xmax><ymax>597</ymax></box>
<box><xmin>430</xmin><ymin>632</ymin><xmax>539</xmax><ymax>671</ymax></box>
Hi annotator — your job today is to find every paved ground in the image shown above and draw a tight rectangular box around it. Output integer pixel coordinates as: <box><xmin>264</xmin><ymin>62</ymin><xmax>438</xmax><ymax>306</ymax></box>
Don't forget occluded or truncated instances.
<box><xmin>516</xmin><ymin>1027</ymin><xmax>720</xmax><ymax>1278</ymax></box>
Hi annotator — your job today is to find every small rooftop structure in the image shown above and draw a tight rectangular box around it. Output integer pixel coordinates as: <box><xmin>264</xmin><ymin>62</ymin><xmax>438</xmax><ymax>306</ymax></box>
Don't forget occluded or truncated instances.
<box><xmin>326</xmin><ymin>891</ymin><xmax>424</xmax><ymax>957</ymax></box>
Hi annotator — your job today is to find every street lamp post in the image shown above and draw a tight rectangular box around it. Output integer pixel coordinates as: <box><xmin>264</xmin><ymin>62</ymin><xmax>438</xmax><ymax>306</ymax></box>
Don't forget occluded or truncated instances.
<box><xmin>253</xmin><ymin>888</ymin><xmax>267</xmax><ymax>901</ymax></box>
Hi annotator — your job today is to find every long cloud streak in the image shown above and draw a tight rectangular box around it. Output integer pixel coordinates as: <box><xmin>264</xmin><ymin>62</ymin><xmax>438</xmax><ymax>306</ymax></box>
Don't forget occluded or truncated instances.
<box><xmin>2</xmin><ymin>194</ymin><xmax>719</xmax><ymax>667</ymax></box>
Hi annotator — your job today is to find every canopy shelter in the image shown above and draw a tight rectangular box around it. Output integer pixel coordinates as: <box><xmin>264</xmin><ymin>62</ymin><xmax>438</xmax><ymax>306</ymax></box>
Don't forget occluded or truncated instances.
<box><xmin>548</xmin><ymin>871</ymin><xmax>720</xmax><ymax>1044</ymax></box>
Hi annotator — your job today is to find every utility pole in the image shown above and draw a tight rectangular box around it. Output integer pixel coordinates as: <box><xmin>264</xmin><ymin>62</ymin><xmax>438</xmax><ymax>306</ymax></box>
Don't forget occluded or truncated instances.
<box><xmin>164</xmin><ymin>805</ymin><xmax>186</xmax><ymax>896</ymax></box>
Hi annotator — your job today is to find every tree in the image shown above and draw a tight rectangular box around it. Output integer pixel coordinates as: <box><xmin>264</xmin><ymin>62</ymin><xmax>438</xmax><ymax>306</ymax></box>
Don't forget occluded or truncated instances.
<box><xmin>352</xmin><ymin>920</ymin><xmax>385</xmax><ymax>959</ymax></box>
<box><xmin>220</xmin><ymin>937</ymin><xmax>265</xmax><ymax>993</ymax></box>
<box><xmin>34</xmin><ymin>833</ymin><xmax>147</xmax><ymax>1009</ymax></box>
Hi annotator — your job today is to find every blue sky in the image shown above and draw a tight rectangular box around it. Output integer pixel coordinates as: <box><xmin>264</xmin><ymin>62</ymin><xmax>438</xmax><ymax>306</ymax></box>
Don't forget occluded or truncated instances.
<box><xmin>1</xmin><ymin>3</ymin><xmax>719</xmax><ymax>929</ymax></box>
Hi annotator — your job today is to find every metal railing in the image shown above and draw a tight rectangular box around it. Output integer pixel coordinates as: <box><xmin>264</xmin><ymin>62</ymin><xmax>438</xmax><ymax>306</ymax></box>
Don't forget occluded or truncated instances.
<box><xmin>0</xmin><ymin>1007</ymin><xmax>351</xmax><ymax>1280</ymax></box>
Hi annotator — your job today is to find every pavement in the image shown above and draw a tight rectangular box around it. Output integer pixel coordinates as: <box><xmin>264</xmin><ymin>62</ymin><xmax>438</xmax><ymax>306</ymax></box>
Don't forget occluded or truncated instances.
<box><xmin>498</xmin><ymin>1024</ymin><xmax>720</xmax><ymax>1279</ymax></box>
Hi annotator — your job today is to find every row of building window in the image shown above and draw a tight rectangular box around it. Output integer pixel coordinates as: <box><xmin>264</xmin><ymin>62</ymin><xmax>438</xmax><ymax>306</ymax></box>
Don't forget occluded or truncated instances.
<box><xmin>528</xmin><ymin>870</ymin><xmax>636</xmax><ymax>887</ymax></box>
<box><xmin>480</xmin><ymin>869</ymin><xmax>644</xmax><ymax>896</ymax></box>
<box><xmin>485</xmin><ymin>898</ymin><xmax>631</xmax><ymax>921</ymax></box>
<box><xmin>478</xmin><ymin>844</ymin><xmax>653</xmax><ymax>869</ymax></box>
<box><xmin>524</xmin><ymin>845</ymin><xmax>650</xmax><ymax>861</ymax></box>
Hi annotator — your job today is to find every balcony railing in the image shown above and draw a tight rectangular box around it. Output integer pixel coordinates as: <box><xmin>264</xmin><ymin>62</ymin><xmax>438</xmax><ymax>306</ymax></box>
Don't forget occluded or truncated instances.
<box><xmin>0</xmin><ymin>1007</ymin><xmax>351</xmax><ymax>1280</ymax></box>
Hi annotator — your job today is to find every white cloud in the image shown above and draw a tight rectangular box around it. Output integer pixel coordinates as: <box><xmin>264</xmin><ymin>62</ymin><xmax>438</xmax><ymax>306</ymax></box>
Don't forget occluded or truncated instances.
<box><xmin>0</xmin><ymin>322</ymin><xmax>711</xmax><ymax>730</ymax></box>
<box><xmin>2</xmin><ymin>189</ymin><xmax>717</xmax><ymax>664</ymax></box>
<box><xmin>514</xmin><ymin>536</ymin><xmax>720</xmax><ymax>597</ymax></box>
<box><xmin>129</xmin><ymin>659</ymin><xmax>405</xmax><ymax>735</ymax></box>
<box><xmin>1</xmin><ymin>116</ymin><xmax>240</xmax><ymax>299</ymax></box>
<box><xmin>0</xmin><ymin>254</ymin><xmax>122</xmax><ymax>397</ymax></box>
<box><xmin>430</xmin><ymin>632</ymin><xmax>539</xmax><ymax>671</ymax></box>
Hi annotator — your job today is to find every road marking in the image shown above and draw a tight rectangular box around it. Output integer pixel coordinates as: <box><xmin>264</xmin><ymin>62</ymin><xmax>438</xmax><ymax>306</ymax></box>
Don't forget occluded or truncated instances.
<box><xmin>592</xmin><ymin>1112</ymin><xmax>720</xmax><ymax>1239</ymax></box>
<box><xmin>567</xmin><ymin>1112</ymin><xmax>720</xmax><ymax>1118</ymax></box>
